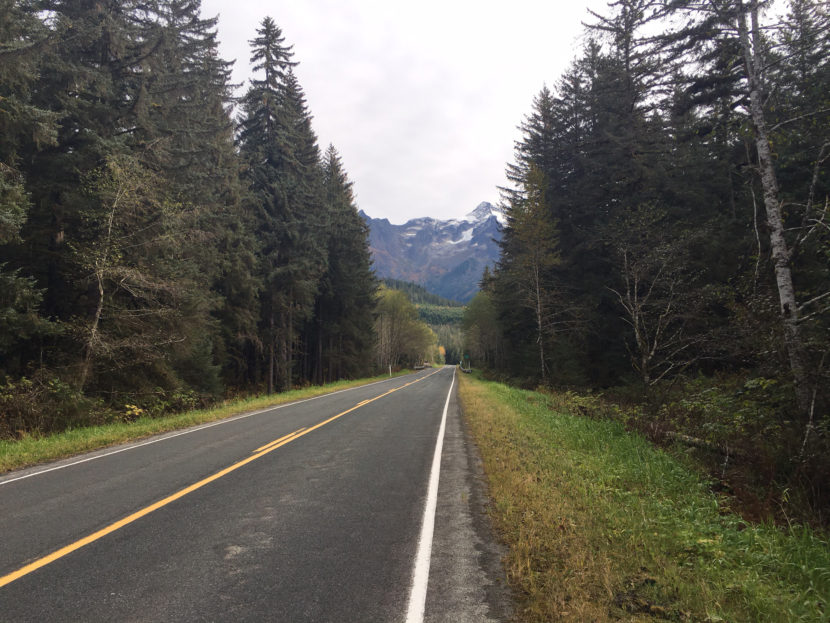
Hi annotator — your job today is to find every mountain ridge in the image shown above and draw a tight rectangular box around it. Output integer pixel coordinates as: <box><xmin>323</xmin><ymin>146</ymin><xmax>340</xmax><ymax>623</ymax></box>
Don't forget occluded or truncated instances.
<box><xmin>360</xmin><ymin>202</ymin><xmax>503</xmax><ymax>303</ymax></box>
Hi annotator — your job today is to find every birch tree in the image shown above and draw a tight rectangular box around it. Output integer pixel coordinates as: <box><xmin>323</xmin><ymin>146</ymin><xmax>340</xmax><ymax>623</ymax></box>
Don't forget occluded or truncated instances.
<box><xmin>74</xmin><ymin>154</ymin><xmax>207</xmax><ymax>392</ymax></box>
<box><xmin>735</xmin><ymin>0</ymin><xmax>814</xmax><ymax>415</ymax></box>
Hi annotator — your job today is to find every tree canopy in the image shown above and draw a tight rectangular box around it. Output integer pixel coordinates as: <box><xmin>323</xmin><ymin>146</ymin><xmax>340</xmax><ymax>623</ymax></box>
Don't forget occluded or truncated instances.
<box><xmin>0</xmin><ymin>6</ymin><xmax>378</xmax><ymax>435</ymax></box>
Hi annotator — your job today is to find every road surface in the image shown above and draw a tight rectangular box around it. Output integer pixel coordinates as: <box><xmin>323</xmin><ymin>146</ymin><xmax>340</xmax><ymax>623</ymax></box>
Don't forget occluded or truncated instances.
<box><xmin>0</xmin><ymin>367</ymin><xmax>510</xmax><ymax>622</ymax></box>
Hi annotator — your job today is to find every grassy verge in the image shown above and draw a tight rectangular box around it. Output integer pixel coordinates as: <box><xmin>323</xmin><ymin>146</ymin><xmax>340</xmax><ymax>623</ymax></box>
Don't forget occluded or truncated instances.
<box><xmin>458</xmin><ymin>373</ymin><xmax>829</xmax><ymax>622</ymax></box>
<box><xmin>0</xmin><ymin>372</ymin><xmax>410</xmax><ymax>474</ymax></box>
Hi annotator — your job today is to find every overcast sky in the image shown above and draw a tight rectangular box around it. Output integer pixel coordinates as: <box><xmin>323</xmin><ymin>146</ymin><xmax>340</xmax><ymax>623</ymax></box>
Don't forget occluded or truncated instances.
<box><xmin>200</xmin><ymin>0</ymin><xmax>606</xmax><ymax>224</ymax></box>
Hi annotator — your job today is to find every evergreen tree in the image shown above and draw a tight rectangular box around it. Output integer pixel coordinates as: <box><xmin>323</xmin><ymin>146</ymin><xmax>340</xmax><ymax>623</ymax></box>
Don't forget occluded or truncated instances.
<box><xmin>238</xmin><ymin>17</ymin><xmax>326</xmax><ymax>392</ymax></box>
<box><xmin>72</xmin><ymin>152</ymin><xmax>217</xmax><ymax>393</ymax></box>
<box><xmin>311</xmin><ymin>145</ymin><xmax>376</xmax><ymax>383</ymax></box>
<box><xmin>661</xmin><ymin>0</ymin><xmax>830</xmax><ymax>422</ymax></box>
<box><xmin>2</xmin><ymin>1</ymin><xmax>249</xmax><ymax>399</ymax></box>
<box><xmin>498</xmin><ymin>165</ymin><xmax>561</xmax><ymax>383</ymax></box>
<box><xmin>140</xmin><ymin>0</ymin><xmax>257</xmax><ymax>392</ymax></box>
<box><xmin>0</xmin><ymin>0</ymin><xmax>57</xmax><ymax>376</ymax></box>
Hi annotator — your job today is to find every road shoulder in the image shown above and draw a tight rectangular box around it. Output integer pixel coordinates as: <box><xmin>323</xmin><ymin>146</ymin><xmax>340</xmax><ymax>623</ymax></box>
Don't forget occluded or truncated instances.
<box><xmin>424</xmin><ymin>375</ymin><xmax>513</xmax><ymax>623</ymax></box>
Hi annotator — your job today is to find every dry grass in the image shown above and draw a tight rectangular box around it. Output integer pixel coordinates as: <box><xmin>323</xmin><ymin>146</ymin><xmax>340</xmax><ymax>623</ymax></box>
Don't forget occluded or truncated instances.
<box><xmin>460</xmin><ymin>375</ymin><xmax>613</xmax><ymax>621</ymax></box>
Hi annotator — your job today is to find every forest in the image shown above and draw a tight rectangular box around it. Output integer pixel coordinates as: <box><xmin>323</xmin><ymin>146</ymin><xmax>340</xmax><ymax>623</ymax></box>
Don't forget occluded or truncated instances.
<box><xmin>464</xmin><ymin>0</ymin><xmax>830</xmax><ymax>524</ymax></box>
<box><xmin>0</xmin><ymin>2</ymin><xmax>381</xmax><ymax>435</ymax></box>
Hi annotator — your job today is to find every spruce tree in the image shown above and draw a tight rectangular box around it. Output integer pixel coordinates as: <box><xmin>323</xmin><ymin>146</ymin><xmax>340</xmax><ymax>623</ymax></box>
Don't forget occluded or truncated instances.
<box><xmin>0</xmin><ymin>1</ymin><xmax>57</xmax><ymax>375</ymax></box>
<box><xmin>139</xmin><ymin>0</ymin><xmax>256</xmax><ymax>393</ymax></box>
<box><xmin>311</xmin><ymin>145</ymin><xmax>377</xmax><ymax>382</ymax></box>
<box><xmin>3</xmin><ymin>1</ymin><xmax>242</xmax><ymax>398</ymax></box>
<box><xmin>499</xmin><ymin>165</ymin><xmax>561</xmax><ymax>383</ymax></box>
<box><xmin>238</xmin><ymin>17</ymin><xmax>327</xmax><ymax>392</ymax></box>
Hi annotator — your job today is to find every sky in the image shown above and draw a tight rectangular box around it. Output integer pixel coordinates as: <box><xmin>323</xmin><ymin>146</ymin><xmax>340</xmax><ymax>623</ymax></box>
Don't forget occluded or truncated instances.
<box><xmin>200</xmin><ymin>0</ymin><xmax>606</xmax><ymax>224</ymax></box>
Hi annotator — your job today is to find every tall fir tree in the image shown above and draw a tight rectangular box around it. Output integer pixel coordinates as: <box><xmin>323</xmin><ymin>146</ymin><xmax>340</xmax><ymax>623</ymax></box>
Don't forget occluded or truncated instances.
<box><xmin>310</xmin><ymin>145</ymin><xmax>377</xmax><ymax>383</ymax></box>
<box><xmin>0</xmin><ymin>0</ymin><xmax>57</xmax><ymax>376</ymax></box>
<box><xmin>237</xmin><ymin>17</ymin><xmax>326</xmax><ymax>392</ymax></box>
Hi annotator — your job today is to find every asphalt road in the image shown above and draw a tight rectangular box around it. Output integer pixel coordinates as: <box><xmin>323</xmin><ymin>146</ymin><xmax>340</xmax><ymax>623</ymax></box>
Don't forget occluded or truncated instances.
<box><xmin>0</xmin><ymin>367</ymin><xmax>510</xmax><ymax>622</ymax></box>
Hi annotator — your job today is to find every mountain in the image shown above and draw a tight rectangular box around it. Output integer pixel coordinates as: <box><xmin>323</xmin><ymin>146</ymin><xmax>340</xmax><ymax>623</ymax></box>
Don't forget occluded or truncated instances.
<box><xmin>360</xmin><ymin>202</ymin><xmax>503</xmax><ymax>303</ymax></box>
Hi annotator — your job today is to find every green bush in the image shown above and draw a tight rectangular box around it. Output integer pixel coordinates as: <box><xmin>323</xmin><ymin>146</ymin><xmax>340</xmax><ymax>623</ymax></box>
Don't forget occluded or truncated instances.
<box><xmin>0</xmin><ymin>374</ymin><xmax>111</xmax><ymax>438</ymax></box>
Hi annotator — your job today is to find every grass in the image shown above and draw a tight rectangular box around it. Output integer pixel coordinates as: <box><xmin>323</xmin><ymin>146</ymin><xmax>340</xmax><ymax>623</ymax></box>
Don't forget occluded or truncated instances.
<box><xmin>458</xmin><ymin>373</ymin><xmax>830</xmax><ymax>622</ymax></box>
<box><xmin>0</xmin><ymin>372</ymin><xmax>410</xmax><ymax>474</ymax></box>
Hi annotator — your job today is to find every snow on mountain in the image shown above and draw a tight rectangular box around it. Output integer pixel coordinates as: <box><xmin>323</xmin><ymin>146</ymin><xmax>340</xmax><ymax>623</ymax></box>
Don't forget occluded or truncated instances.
<box><xmin>360</xmin><ymin>202</ymin><xmax>503</xmax><ymax>303</ymax></box>
<box><xmin>462</xmin><ymin>201</ymin><xmax>506</xmax><ymax>226</ymax></box>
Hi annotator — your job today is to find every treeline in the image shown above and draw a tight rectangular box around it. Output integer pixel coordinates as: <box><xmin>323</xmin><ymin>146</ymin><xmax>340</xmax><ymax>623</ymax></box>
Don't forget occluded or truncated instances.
<box><xmin>380</xmin><ymin>279</ymin><xmax>463</xmax><ymax>307</ymax></box>
<box><xmin>465</xmin><ymin>1</ymin><xmax>829</xmax><ymax>517</ymax></box>
<box><xmin>418</xmin><ymin>306</ymin><xmax>463</xmax><ymax>366</ymax></box>
<box><xmin>0</xmin><ymin>3</ymin><xmax>376</xmax><ymax>435</ymax></box>
<box><xmin>379</xmin><ymin>279</ymin><xmax>464</xmax><ymax>364</ymax></box>
<box><xmin>374</xmin><ymin>287</ymin><xmax>439</xmax><ymax>369</ymax></box>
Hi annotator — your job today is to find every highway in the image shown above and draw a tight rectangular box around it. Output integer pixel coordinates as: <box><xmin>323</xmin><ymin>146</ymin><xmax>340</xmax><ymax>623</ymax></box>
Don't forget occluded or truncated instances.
<box><xmin>0</xmin><ymin>367</ymin><xmax>510</xmax><ymax>622</ymax></box>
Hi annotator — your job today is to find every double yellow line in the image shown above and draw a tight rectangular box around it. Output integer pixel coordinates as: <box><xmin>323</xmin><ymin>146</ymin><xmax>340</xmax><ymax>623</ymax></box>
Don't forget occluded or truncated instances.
<box><xmin>0</xmin><ymin>369</ymin><xmax>442</xmax><ymax>588</ymax></box>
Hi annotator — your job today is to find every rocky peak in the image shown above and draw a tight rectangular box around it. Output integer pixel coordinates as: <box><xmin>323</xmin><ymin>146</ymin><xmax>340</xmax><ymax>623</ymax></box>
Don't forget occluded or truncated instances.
<box><xmin>464</xmin><ymin>201</ymin><xmax>504</xmax><ymax>225</ymax></box>
<box><xmin>361</xmin><ymin>202</ymin><xmax>503</xmax><ymax>302</ymax></box>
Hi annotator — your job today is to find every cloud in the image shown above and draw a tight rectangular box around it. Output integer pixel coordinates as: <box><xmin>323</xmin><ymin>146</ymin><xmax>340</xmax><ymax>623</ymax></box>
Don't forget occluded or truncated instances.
<box><xmin>202</xmin><ymin>0</ymin><xmax>603</xmax><ymax>223</ymax></box>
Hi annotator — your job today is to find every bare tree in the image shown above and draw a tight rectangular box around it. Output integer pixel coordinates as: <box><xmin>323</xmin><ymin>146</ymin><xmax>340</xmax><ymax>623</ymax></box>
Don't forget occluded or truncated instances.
<box><xmin>75</xmin><ymin>154</ymin><xmax>198</xmax><ymax>390</ymax></box>
<box><xmin>608</xmin><ymin>206</ymin><xmax>702</xmax><ymax>384</ymax></box>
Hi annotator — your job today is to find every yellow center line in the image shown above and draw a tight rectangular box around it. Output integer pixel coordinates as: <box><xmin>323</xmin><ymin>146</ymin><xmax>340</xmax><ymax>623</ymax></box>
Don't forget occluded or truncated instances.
<box><xmin>254</xmin><ymin>428</ymin><xmax>306</xmax><ymax>453</ymax></box>
<box><xmin>0</xmin><ymin>368</ymin><xmax>443</xmax><ymax>589</ymax></box>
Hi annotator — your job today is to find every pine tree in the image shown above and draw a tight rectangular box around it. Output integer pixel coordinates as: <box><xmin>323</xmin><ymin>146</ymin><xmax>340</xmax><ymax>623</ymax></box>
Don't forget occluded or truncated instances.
<box><xmin>498</xmin><ymin>165</ymin><xmax>561</xmax><ymax>383</ymax></box>
<box><xmin>2</xmin><ymin>1</ymin><xmax>245</xmax><ymax>398</ymax></box>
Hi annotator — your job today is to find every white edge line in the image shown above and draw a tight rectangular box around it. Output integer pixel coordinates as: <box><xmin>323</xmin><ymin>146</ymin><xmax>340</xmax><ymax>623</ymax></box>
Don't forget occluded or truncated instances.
<box><xmin>405</xmin><ymin>366</ymin><xmax>455</xmax><ymax>623</ymax></box>
<box><xmin>0</xmin><ymin>373</ymin><xmax>419</xmax><ymax>487</ymax></box>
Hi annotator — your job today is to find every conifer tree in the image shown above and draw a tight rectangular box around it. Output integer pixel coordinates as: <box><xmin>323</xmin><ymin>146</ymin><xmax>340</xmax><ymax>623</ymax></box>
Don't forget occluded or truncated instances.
<box><xmin>0</xmin><ymin>0</ymin><xmax>57</xmax><ymax>375</ymax></box>
<box><xmin>2</xmin><ymin>1</ymin><xmax>244</xmax><ymax>398</ymax></box>
<box><xmin>498</xmin><ymin>165</ymin><xmax>561</xmax><ymax>383</ymax></box>
<box><xmin>312</xmin><ymin>145</ymin><xmax>376</xmax><ymax>382</ymax></box>
<box><xmin>238</xmin><ymin>17</ymin><xmax>326</xmax><ymax>392</ymax></box>
<box><xmin>141</xmin><ymin>0</ymin><xmax>257</xmax><ymax>391</ymax></box>
<box><xmin>662</xmin><ymin>0</ymin><xmax>830</xmax><ymax>420</ymax></box>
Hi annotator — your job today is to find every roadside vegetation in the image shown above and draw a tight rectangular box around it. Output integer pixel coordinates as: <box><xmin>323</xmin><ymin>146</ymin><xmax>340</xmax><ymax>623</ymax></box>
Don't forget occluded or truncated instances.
<box><xmin>459</xmin><ymin>373</ymin><xmax>830</xmax><ymax>622</ymax></box>
<box><xmin>466</xmin><ymin>0</ymin><xmax>830</xmax><ymax>528</ymax></box>
<box><xmin>1</xmin><ymin>8</ymin><xmax>379</xmax><ymax>438</ymax></box>
<box><xmin>0</xmin><ymin>372</ymin><xmax>410</xmax><ymax>474</ymax></box>
<box><xmin>420</xmin><ymin>305</ymin><xmax>465</xmax><ymax>367</ymax></box>
<box><xmin>378</xmin><ymin>278</ymin><xmax>465</xmax><ymax>365</ymax></box>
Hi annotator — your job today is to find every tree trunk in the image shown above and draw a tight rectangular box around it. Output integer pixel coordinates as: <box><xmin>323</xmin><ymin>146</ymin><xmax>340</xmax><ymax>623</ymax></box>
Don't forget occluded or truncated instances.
<box><xmin>737</xmin><ymin>1</ymin><xmax>812</xmax><ymax>416</ymax></box>
<box><xmin>287</xmin><ymin>301</ymin><xmax>293</xmax><ymax>390</ymax></box>
<box><xmin>534</xmin><ymin>265</ymin><xmax>546</xmax><ymax>384</ymax></box>
<box><xmin>80</xmin><ymin>185</ymin><xmax>121</xmax><ymax>391</ymax></box>
<box><xmin>279</xmin><ymin>310</ymin><xmax>289</xmax><ymax>392</ymax></box>
<box><xmin>316</xmin><ymin>322</ymin><xmax>323</xmax><ymax>385</ymax></box>
<box><xmin>268</xmin><ymin>312</ymin><xmax>275</xmax><ymax>394</ymax></box>
<box><xmin>80</xmin><ymin>268</ymin><xmax>105</xmax><ymax>391</ymax></box>
<box><xmin>338</xmin><ymin>334</ymin><xmax>343</xmax><ymax>380</ymax></box>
